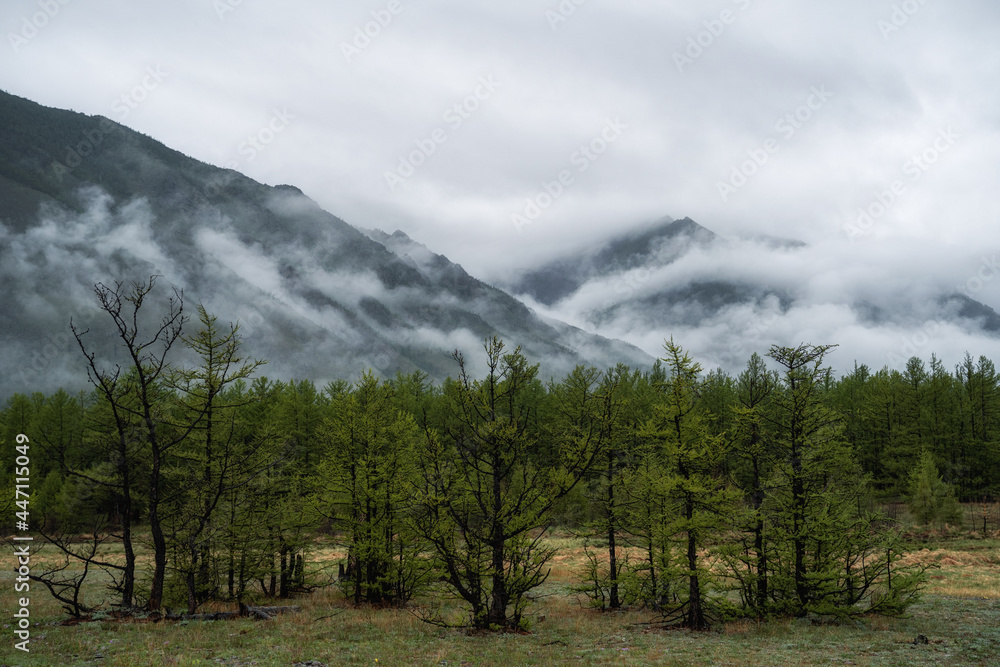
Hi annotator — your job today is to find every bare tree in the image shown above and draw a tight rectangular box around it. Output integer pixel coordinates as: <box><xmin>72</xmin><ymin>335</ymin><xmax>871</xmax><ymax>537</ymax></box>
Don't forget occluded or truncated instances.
<box><xmin>72</xmin><ymin>276</ymin><xmax>199</xmax><ymax>611</ymax></box>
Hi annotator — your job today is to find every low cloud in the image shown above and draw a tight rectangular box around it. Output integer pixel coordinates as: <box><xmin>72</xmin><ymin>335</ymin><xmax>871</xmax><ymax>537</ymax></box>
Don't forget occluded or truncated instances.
<box><xmin>521</xmin><ymin>232</ymin><xmax>1000</xmax><ymax>375</ymax></box>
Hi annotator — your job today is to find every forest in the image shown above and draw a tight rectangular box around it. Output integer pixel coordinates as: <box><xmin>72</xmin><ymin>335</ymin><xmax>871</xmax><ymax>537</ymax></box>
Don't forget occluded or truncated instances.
<box><xmin>3</xmin><ymin>278</ymin><xmax>998</xmax><ymax>633</ymax></box>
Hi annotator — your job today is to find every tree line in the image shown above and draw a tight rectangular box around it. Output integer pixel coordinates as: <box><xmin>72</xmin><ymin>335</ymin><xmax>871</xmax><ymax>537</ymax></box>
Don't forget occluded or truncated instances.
<box><xmin>2</xmin><ymin>278</ymin><xmax>995</xmax><ymax>629</ymax></box>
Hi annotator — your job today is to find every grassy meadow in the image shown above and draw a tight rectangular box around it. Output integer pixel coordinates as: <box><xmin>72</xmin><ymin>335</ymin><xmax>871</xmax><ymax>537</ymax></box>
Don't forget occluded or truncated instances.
<box><xmin>3</xmin><ymin>514</ymin><xmax>1000</xmax><ymax>666</ymax></box>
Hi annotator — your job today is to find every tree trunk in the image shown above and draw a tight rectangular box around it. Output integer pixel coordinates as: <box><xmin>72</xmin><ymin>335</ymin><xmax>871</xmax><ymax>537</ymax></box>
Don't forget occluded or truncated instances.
<box><xmin>487</xmin><ymin>445</ymin><xmax>507</xmax><ymax>628</ymax></box>
<box><xmin>607</xmin><ymin>452</ymin><xmax>620</xmax><ymax>609</ymax></box>
<box><xmin>751</xmin><ymin>455</ymin><xmax>767</xmax><ymax>614</ymax></box>
<box><xmin>148</xmin><ymin>446</ymin><xmax>167</xmax><ymax>611</ymax></box>
<box><xmin>685</xmin><ymin>494</ymin><xmax>706</xmax><ymax>629</ymax></box>
<box><xmin>279</xmin><ymin>547</ymin><xmax>289</xmax><ymax>599</ymax></box>
<box><xmin>268</xmin><ymin>554</ymin><xmax>277</xmax><ymax>598</ymax></box>
<box><xmin>120</xmin><ymin>469</ymin><xmax>136</xmax><ymax>609</ymax></box>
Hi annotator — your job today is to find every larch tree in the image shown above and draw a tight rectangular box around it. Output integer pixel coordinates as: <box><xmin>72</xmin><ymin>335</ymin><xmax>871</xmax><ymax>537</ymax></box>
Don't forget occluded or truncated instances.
<box><xmin>412</xmin><ymin>337</ymin><xmax>601</xmax><ymax>630</ymax></box>
<box><xmin>907</xmin><ymin>449</ymin><xmax>962</xmax><ymax>527</ymax></box>
<box><xmin>165</xmin><ymin>305</ymin><xmax>267</xmax><ymax>613</ymax></box>
<box><xmin>765</xmin><ymin>344</ymin><xmax>923</xmax><ymax>617</ymax></box>
<box><xmin>643</xmin><ymin>338</ymin><xmax>735</xmax><ymax>629</ymax></box>
<box><xmin>722</xmin><ymin>352</ymin><xmax>778</xmax><ymax>617</ymax></box>
<box><xmin>549</xmin><ymin>364</ymin><xmax>625</xmax><ymax>610</ymax></box>
<box><xmin>319</xmin><ymin>371</ymin><xmax>427</xmax><ymax>605</ymax></box>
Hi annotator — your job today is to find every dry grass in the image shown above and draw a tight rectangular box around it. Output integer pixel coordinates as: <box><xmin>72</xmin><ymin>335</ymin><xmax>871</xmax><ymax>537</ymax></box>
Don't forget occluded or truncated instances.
<box><xmin>4</xmin><ymin>531</ymin><xmax>1000</xmax><ymax>666</ymax></box>
<box><xmin>898</xmin><ymin>542</ymin><xmax>1000</xmax><ymax>599</ymax></box>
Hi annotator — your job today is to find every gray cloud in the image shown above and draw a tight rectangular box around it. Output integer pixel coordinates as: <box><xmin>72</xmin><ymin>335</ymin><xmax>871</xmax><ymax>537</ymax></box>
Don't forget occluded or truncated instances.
<box><xmin>2</xmin><ymin>0</ymin><xmax>998</xmax><ymax>373</ymax></box>
<box><xmin>517</xmin><ymin>231</ymin><xmax>1000</xmax><ymax>375</ymax></box>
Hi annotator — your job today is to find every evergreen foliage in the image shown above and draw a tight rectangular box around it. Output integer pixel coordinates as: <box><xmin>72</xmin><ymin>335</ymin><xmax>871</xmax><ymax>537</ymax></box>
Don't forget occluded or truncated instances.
<box><xmin>907</xmin><ymin>449</ymin><xmax>963</xmax><ymax>527</ymax></box>
<box><xmin>12</xmin><ymin>282</ymin><xmax>1000</xmax><ymax>627</ymax></box>
<box><xmin>318</xmin><ymin>372</ymin><xmax>428</xmax><ymax>605</ymax></box>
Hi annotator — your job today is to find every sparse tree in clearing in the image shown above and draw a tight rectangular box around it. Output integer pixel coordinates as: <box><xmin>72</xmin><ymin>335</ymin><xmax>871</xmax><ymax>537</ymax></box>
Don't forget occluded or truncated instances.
<box><xmin>70</xmin><ymin>277</ymin><xmax>207</xmax><ymax>611</ymax></box>
<box><xmin>549</xmin><ymin>364</ymin><xmax>625</xmax><ymax>610</ymax></box>
<box><xmin>641</xmin><ymin>338</ymin><xmax>736</xmax><ymax>630</ymax></box>
<box><xmin>765</xmin><ymin>343</ymin><xmax>924</xmax><ymax>618</ymax></box>
<box><xmin>67</xmin><ymin>277</ymin><xmax>182</xmax><ymax>610</ymax></box>
<box><xmin>412</xmin><ymin>337</ymin><xmax>600</xmax><ymax>630</ymax></box>
<box><xmin>765</xmin><ymin>343</ymin><xmax>845</xmax><ymax>614</ymax></box>
<box><xmin>621</xmin><ymin>429</ymin><xmax>675</xmax><ymax>610</ymax></box>
<box><xmin>616</xmin><ymin>365</ymin><xmax>678</xmax><ymax>611</ymax></box>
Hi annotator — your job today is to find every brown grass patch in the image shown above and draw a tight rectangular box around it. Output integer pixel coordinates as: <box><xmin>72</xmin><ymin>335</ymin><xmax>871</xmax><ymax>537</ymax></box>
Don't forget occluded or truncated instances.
<box><xmin>899</xmin><ymin>547</ymin><xmax>1000</xmax><ymax>568</ymax></box>
<box><xmin>898</xmin><ymin>545</ymin><xmax>1000</xmax><ymax>599</ymax></box>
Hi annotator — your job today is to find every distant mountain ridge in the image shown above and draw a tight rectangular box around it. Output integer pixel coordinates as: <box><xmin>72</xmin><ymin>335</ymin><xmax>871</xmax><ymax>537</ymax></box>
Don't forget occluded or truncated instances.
<box><xmin>505</xmin><ymin>212</ymin><xmax>1000</xmax><ymax>371</ymax></box>
<box><xmin>513</xmin><ymin>216</ymin><xmax>717</xmax><ymax>306</ymax></box>
<box><xmin>0</xmin><ymin>89</ymin><xmax>651</xmax><ymax>398</ymax></box>
<box><xmin>3</xmin><ymin>89</ymin><xmax>996</xmax><ymax>390</ymax></box>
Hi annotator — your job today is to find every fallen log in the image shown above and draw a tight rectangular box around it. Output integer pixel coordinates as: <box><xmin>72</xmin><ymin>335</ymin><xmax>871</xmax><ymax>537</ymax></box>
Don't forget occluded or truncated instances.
<box><xmin>163</xmin><ymin>606</ymin><xmax>302</xmax><ymax>622</ymax></box>
<box><xmin>250</xmin><ymin>605</ymin><xmax>302</xmax><ymax>616</ymax></box>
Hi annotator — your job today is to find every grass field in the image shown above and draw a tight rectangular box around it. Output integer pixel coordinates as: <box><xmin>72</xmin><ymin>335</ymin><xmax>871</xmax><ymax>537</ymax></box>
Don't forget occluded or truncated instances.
<box><xmin>3</xmin><ymin>529</ymin><xmax>999</xmax><ymax>666</ymax></box>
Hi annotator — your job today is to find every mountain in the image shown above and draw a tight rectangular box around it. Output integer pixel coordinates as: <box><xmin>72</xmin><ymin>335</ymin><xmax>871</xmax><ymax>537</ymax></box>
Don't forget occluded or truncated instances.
<box><xmin>513</xmin><ymin>217</ymin><xmax>717</xmax><ymax>306</ymax></box>
<box><xmin>0</xmin><ymin>90</ymin><xmax>651</xmax><ymax>398</ymax></box>
<box><xmin>509</xmin><ymin>216</ymin><xmax>790</xmax><ymax>326</ymax></box>
<box><xmin>506</xmin><ymin>216</ymin><xmax>1000</xmax><ymax>372</ymax></box>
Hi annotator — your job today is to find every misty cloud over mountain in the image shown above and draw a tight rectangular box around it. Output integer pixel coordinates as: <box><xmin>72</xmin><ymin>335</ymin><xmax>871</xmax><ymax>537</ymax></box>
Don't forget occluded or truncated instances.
<box><xmin>506</xmin><ymin>217</ymin><xmax>1000</xmax><ymax>375</ymax></box>
<box><xmin>2</xmin><ymin>89</ymin><xmax>998</xmax><ymax>399</ymax></box>
<box><xmin>0</xmin><ymin>90</ymin><xmax>650</xmax><ymax>398</ymax></box>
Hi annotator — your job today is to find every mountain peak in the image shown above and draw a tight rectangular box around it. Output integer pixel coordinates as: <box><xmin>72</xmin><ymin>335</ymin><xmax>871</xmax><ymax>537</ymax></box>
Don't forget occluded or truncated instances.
<box><xmin>669</xmin><ymin>216</ymin><xmax>711</xmax><ymax>235</ymax></box>
<box><xmin>511</xmin><ymin>216</ymin><xmax>719</xmax><ymax>306</ymax></box>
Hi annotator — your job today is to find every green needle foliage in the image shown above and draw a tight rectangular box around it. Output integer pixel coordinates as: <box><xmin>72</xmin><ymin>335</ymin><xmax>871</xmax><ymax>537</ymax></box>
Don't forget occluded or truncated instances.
<box><xmin>318</xmin><ymin>371</ymin><xmax>428</xmax><ymax>605</ymax></box>
<box><xmin>641</xmin><ymin>338</ymin><xmax>737</xmax><ymax>629</ymax></box>
<box><xmin>763</xmin><ymin>344</ymin><xmax>924</xmax><ymax>618</ymax></box>
<box><xmin>411</xmin><ymin>337</ymin><xmax>602</xmax><ymax>630</ymax></box>
<box><xmin>908</xmin><ymin>449</ymin><xmax>962</xmax><ymax>527</ymax></box>
<box><xmin>7</xmin><ymin>281</ymin><xmax>967</xmax><ymax>629</ymax></box>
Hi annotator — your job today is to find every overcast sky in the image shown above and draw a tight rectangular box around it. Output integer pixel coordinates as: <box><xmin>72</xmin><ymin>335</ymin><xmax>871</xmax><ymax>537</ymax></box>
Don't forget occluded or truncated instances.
<box><xmin>2</xmin><ymin>0</ymin><xmax>998</xmax><ymax>289</ymax></box>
